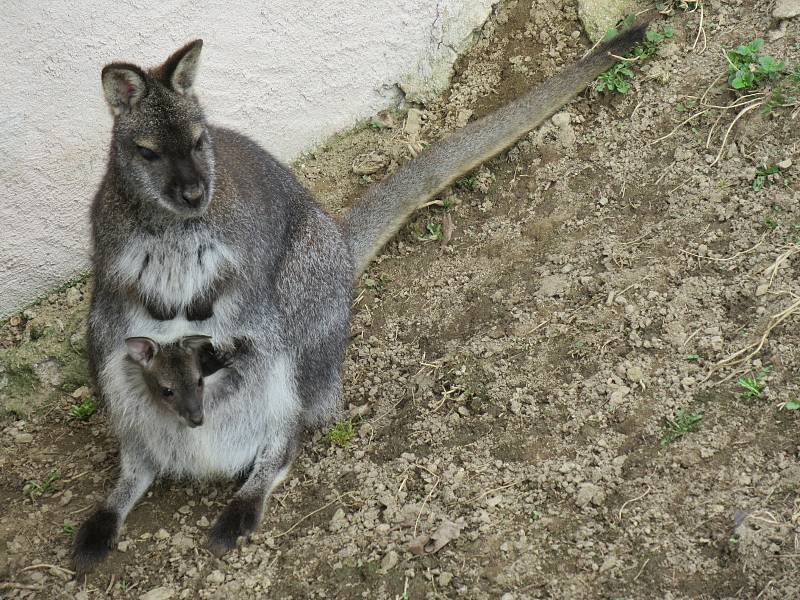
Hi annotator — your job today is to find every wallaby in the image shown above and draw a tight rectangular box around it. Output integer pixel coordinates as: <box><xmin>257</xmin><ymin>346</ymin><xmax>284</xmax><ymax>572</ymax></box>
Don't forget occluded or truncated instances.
<box><xmin>73</xmin><ymin>19</ymin><xmax>651</xmax><ymax>574</ymax></box>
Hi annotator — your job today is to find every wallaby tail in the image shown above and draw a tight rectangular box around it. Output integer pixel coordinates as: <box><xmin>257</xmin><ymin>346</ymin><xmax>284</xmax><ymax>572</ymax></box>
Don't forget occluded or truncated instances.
<box><xmin>343</xmin><ymin>17</ymin><xmax>652</xmax><ymax>276</ymax></box>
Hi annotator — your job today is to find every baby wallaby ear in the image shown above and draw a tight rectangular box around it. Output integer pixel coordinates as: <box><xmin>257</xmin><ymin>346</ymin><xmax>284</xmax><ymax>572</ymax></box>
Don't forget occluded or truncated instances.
<box><xmin>158</xmin><ymin>39</ymin><xmax>203</xmax><ymax>95</ymax></box>
<box><xmin>101</xmin><ymin>63</ymin><xmax>148</xmax><ymax>115</ymax></box>
<box><xmin>180</xmin><ymin>335</ymin><xmax>212</xmax><ymax>352</ymax></box>
<box><xmin>125</xmin><ymin>337</ymin><xmax>160</xmax><ymax>368</ymax></box>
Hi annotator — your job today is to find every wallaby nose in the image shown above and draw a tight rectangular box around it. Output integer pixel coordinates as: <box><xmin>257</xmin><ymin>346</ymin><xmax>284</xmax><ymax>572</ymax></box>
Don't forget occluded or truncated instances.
<box><xmin>186</xmin><ymin>411</ymin><xmax>204</xmax><ymax>427</ymax></box>
<box><xmin>182</xmin><ymin>183</ymin><xmax>204</xmax><ymax>207</ymax></box>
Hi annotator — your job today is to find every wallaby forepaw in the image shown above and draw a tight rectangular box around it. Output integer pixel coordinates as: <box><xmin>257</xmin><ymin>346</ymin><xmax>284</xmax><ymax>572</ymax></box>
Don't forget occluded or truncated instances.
<box><xmin>72</xmin><ymin>509</ymin><xmax>119</xmax><ymax>576</ymax></box>
<box><xmin>207</xmin><ymin>496</ymin><xmax>260</xmax><ymax>556</ymax></box>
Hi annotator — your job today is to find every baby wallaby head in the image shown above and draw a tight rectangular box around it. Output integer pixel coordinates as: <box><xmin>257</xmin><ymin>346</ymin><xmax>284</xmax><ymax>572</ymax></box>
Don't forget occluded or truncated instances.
<box><xmin>102</xmin><ymin>40</ymin><xmax>215</xmax><ymax>218</ymax></box>
<box><xmin>125</xmin><ymin>335</ymin><xmax>213</xmax><ymax>428</ymax></box>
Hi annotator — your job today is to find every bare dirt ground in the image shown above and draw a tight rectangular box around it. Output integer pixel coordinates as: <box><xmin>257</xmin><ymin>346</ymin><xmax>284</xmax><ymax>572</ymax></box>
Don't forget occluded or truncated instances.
<box><xmin>2</xmin><ymin>1</ymin><xmax>800</xmax><ymax>598</ymax></box>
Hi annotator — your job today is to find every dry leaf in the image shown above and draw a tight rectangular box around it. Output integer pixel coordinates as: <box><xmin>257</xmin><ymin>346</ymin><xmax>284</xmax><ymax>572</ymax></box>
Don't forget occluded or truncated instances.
<box><xmin>424</xmin><ymin>519</ymin><xmax>463</xmax><ymax>554</ymax></box>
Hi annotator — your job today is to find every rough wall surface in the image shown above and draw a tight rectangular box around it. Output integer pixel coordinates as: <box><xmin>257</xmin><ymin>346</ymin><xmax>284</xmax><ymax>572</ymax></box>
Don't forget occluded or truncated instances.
<box><xmin>0</xmin><ymin>0</ymin><xmax>495</xmax><ymax>318</ymax></box>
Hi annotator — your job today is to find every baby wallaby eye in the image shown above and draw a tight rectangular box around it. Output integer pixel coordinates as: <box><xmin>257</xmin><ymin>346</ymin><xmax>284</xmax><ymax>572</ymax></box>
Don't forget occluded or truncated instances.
<box><xmin>160</xmin><ymin>387</ymin><xmax>174</xmax><ymax>398</ymax></box>
<box><xmin>137</xmin><ymin>145</ymin><xmax>160</xmax><ymax>161</ymax></box>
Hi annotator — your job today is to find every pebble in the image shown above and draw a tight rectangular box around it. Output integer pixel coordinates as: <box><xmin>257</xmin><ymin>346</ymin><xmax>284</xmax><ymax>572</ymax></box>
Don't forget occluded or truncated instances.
<box><xmin>575</xmin><ymin>483</ymin><xmax>605</xmax><ymax>508</ymax></box>
<box><xmin>59</xmin><ymin>490</ymin><xmax>73</xmax><ymax>506</ymax></box>
<box><xmin>171</xmin><ymin>532</ymin><xmax>195</xmax><ymax>551</ymax></box>
<box><xmin>65</xmin><ymin>286</ymin><xmax>82</xmax><ymax>307</ymax></box>
<box><xmin>9</xmin><ymin>430</ymin><xmax>33</xmax><ymax>444</ymax></box>
<box><xmin>438</xmin><ymin>571</ymin><xmax>453</xmax><ymax>586</ymax></box>
<box><xmin>118</xmin><ymin>540</ymin><xmax>131</xmax><ymax>552</ymax></box>
<box><xmin>71</xmin><ymin>386</ymin><xmax>91</xmax><ymax>400</ymax></box>
<box><xmin>626</xmin><ymin>366</ymin><xmax>644</xmax><ymax>384</ymax></box>
<box><xmin>197</xmin><ymin>515</ymin><xmax>210</xmax><ymax>528</ymax></box>
<box><xmin>154</xmin><ymin>528</ymin><xmax>170</xmax><ymax>540</ymax></box>
<box><xmin>139</xmin><ymin>586</ymin><xmax>174</xmax><ymax>600</ymax></box>
<box><xmin>380</xmin><ymin>549</ymin><xmax>399</xmax><ymax>572</ymax></box>
<box><xmin>206</xmin><ymin>570</ymin><xmax>225</xmax><ymax>584</ymax></box>
<box><xmin>773</xmin><ymin>0</ymin><xmax>800</xmax><ymax>19</ymax></box>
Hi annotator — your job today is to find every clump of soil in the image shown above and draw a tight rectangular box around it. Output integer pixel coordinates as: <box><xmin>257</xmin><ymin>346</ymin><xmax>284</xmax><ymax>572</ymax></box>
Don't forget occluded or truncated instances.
<box><xmin>2</xmin><ymin>2</ymin><xmax>799</xmax><ymax>598</ymax></box>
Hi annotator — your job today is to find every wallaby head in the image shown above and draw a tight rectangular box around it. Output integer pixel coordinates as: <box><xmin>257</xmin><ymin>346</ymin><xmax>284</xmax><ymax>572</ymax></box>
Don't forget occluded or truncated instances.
<box><xmin>124</xmin><ymin>335</ymin><xmax>212</xmax><ymax>427</ymax></box>
<box><xmin>102</xmin><ymin>40</ymin><xmax>214</xmax><ymax>218</ymax></box>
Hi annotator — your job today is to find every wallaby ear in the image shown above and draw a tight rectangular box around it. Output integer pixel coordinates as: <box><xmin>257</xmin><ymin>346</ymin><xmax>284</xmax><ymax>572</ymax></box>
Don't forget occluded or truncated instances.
<box><xmin>159</xmin><ymin>39</ymin><xmax>203</xmax><ymax>95</ymax></box>
<box><xmin>125</xmin><ymin>337</ymin><xmax>160</xmax><ymax>368</ymax></box>
<box><xmin>101</xmin><ymin>63</ymin><xmax>148</xmax><ymax>115</ymax></box>
<box><xmin>180</xmin><ymin>335</ymin><xmax>212</xmax><ymax>351</ymax></box>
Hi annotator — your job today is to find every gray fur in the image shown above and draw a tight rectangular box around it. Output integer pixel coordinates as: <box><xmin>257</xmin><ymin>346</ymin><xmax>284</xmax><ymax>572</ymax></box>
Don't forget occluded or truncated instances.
<box><xmin>75</xmin><ymin>21</ymin><xmax>651</xmax><ymax>572</ymax></box>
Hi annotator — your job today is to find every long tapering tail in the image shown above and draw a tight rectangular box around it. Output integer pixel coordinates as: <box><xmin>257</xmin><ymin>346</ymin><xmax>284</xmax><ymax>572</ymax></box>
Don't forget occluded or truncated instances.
<box><xmin>343</xmin><ymin>18</ymin><xmax>652</xmax><ymax>276</ymax></box>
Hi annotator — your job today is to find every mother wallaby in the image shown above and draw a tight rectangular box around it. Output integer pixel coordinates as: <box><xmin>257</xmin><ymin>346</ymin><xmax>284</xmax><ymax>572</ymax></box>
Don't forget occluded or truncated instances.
<box><xmin>74</xmin><ymin>22</ymin><xmax>648</xmax><ymax>574</ymax></box>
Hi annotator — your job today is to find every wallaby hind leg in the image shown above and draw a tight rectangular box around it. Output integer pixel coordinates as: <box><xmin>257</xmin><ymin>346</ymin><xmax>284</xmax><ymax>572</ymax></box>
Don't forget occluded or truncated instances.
<box><xmin>208</xmin><ymin>430</ymin><xmax>299</xmax><ymax>556</ymax></box>
<box><xmin>72</xmin><ymin>451</ymin><xmax>154</xmax><ymax>575</ymax></box>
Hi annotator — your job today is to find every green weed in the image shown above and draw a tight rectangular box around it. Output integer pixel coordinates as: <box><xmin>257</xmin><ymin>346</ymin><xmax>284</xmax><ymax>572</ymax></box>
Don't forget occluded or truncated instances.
<box><xmin>660</xmin><ymin>409</ymin><xmax>703</xmax><ymax>445</ymax></box>
<box><xmin>328</xmin><ymin>420</ymin><xmax>356</xmax><ymax>448</ymax></box>
<box><xmin>426</xmin><ymin>221</ymin><xmax>444</xmax><ymax>241</ymax></box>
<box><xmin>738</xmin><ymin>367</ymin><xmax>769</xmax><ymax>398</ymax></box>
<box><xmin>781</xmin><ymin>400</ymin><xmax>800</xmax><ymax>411</ymax></box>
<box><xmin>69</xmin><ymin>397</ymin><xmax>97</xmax><ymax>421</ymax></box>
<box><xmin>364</xmin><ymin>273</ymin><xmax>390</xmax><ymax>292</ymax></box>
<box><xmin>596</xmin><ymin>26</ymin><xmax>674</xmax><ymax>94</ymax></box>
<box><xmin>726</xmin><ymin>39</ymin><xmax>786</xmax><ymax>90</ymax></box>
<box><xmin>23</xmin><ymin>470</ymin><xmax>60</xmax><ymax>500</ymax></box>
<box><xmin>752</xmin><ymin>164</ymin><xmax>781</xmax><ymax>192</ymax></box>
<box><xmin>63</xmin><ymin>520</ymin><xmax>78</xmax><ymax>536</ymax></box>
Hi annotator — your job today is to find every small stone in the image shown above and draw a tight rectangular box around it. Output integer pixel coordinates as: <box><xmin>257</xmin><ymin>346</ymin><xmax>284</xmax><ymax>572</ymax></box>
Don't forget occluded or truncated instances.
<box><xmin>154</xmin><ymin>528</ymin><xmax>170</xmax><ymax>540</ymax></box>
<box><xmin>118</xmin><ymin>540</ymin><xmax>131</xmax><ymax>552</ymax></box>
<box><xmin>536</xmin><ymin>275</ymin><xmax>569</xmax><ymax>298</ymax></box>
<box><xmin>404</xmin><ymin>109</ymin><xmax>424</xmax><ymax>138</ymax></box>
<box><xmin>380</xmin><ymin>550</ymin><xmax>399</xmax><ymax>572</ymax></box>
<box><xmin>438</xmin><ymin>571</ymin><xmax>453</xmax><ymax>586</ymax></box>
<box><xmin>178</xmin><ymin>504</ymin><xmax>191</xmax><ymax>515</ymax></box>
<box><xmin>59</xmin><ymin>490</ymin><xmax>74</xmax><ymax>506</ymax></box>
<box><xmin>626</xmin><ymin>366</ymin><xmax>644</xmax><ymax>383</ymax></box>
<box><xmin>75</xmin><ymin>592</ymin><xmax>90</xmax><ymax>600</ymax></box>
<box><xmin>65</xmin><ymin>286</ymin><xmax>83</xmax><ymax>307</ymax></box>
<box><xmin>329</xmin><ymin>507</ymin><xmax>347</xmax><ymax>531</ymax></box>
<box><xmin>768</xmin><ymin>21</ymin><xmax>788</xmax><ymax>41</ymax></box>
<box><xmin>196</xmin><ymin>516</ymin><xmax>210</xmax><ymax>528</ymax></box>
<box><xmin>777</xmin><ymin>158</ymin><xmax>792</xmax><ymax>170</ymax></box>
<box><xmin>551</xmin><ymin>112</ymin><xmax>570</xmax><ymax>129</ymax></box>
<box><xmin>71</xmin><ymin>386</ymin><xmax>91</xmax><ymax>400</ymax></box>
<box><xmin>576</xmin><ymin>483</ymin><xmax>605</xmax><ymax>508</ymax></box>
<box><xmin>171</xmin><ymin>532</ymin><xmax>195</xmax><ymax>551</ymax></box>
<box><xmin>9</xmin><ymin>430</ymin><xmax>33</xmax><ymax>444</ymax></box>
<box><xmin>206</xmin><ymin>570</ymin><xmax>225</xmax><ymax>584</ymax></box>
<box><xmin>139</xmin><ymin>588</ymin><xmax>174</xmax><ymax>600</ymax></box>
<box><xmin>773</xmin><ymin>0</ymin><xmax>800</xmax><ymax>19</ymax></box>
<box><xmin>455</xmin><ymin>109</ymin><xmax>473</xmax><ymax>128</ymax></box>
<box><xmin>755</xmin><ymin>283</ymin><xmax>770</xmax><ymax>297</ymax></box>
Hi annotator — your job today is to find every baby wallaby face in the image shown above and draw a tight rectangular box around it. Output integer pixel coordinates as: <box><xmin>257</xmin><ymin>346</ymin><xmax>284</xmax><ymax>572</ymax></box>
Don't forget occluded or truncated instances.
<box><xmin>125</xmin><ymin>335</ymin><xmax>212</xmax><ymax>427</ymax></box>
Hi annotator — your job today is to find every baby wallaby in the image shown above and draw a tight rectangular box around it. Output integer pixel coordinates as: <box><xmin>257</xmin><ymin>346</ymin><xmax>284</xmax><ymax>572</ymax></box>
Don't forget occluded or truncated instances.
<box><xmin>124</xmin><ymin>335</ymin><xmax>229</xmax><ymax>427</ymax></box>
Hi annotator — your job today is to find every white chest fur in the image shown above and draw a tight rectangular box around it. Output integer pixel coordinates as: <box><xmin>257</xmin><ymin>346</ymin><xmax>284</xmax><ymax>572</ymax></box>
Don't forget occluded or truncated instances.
<box><xmin>113</xmin><ymin>229</ymin><xmax>238</xmax><ymax>309</ymax></box>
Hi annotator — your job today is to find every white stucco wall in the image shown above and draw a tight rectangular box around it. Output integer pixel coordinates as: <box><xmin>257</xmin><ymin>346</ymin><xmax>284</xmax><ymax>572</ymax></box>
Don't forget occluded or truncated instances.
<box><xmin>0</xmin><ymin>0</ymin><xmax>495</xmax><ymax>318</ymax></box>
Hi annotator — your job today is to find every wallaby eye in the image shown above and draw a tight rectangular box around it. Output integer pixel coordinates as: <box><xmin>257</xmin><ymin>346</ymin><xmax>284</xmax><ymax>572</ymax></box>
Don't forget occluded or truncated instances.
<box><xmin>160</xmin><ymin>387</ymin><xmax>174</xmax><ymax>398</ymax></box>
<box><xmin>137</xmin><ymin>145</ymin><xmax>159</xmax><ymax>161</ymax></box>
<box><xmin>197</xmin><ymin>377</ymin><xmax>203</xmax><ymax>387</ymax></box>
<box><xmin>194</xmin><ymin>135</ymin><xmax>204</xmax><ymax>150</ymax></box>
